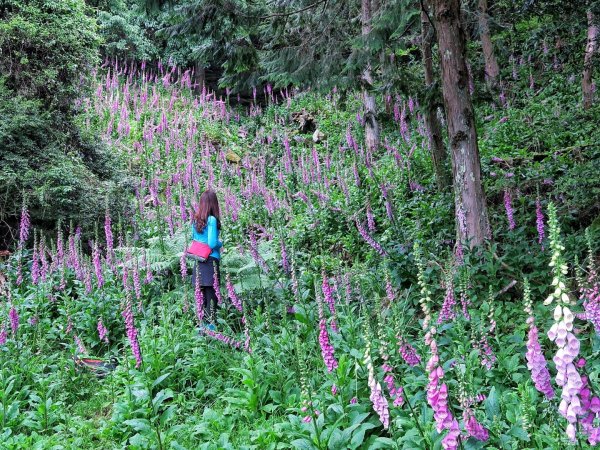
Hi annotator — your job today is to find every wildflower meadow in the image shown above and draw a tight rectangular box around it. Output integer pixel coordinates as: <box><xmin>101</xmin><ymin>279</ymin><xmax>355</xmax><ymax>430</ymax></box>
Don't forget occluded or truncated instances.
<box><xmin>1</xmin><ymin>1</ymin><xmax>600</xmax><ymax>449</ymax></box>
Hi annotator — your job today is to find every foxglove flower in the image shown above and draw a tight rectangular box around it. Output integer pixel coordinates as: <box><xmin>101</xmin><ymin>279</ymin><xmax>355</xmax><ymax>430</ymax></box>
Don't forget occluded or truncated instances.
<box><xmin>249</xmin><ymin>231</ymin><xmax>269</xmax><ymax>272</ymax></box>
<box><xmin>319</xmin><ymin>317</ymin><xmax>337</xmax><ymax>372</ymax></box>
<box><xmin>545</xmin><ymin>203</ymin><xmax>582</xmax><ymax>441</ymax></box>
<box><xmin>66</xmin><ymin>315</ymin><xmax>73</xmax><ymax>335</ymax></box>
<box><xmin>212</xmin><ymin>266</ymin><xmax>222</xmax><ymax>305</ymax></box>
<box><xmin>242</xmin><ymin>315</ymin><xmax>251</xmax><ymax>353</ymax></box>
<box><xmin>122</xmin><ymin>294</ymin><xmax>142</xmax><ymax>368</ymax></box>
<box><xmin>438</xmin><ymin>271</ymin><xmax>456</xmax><ymax>324</ymax></box>
<box><xmin>382</xmin><ymin>366</ymin><xmax>404</xmax><ymax>407</ymax></box>
<box><xmin>180</xmin><ymin>248</ymin><xmax>187</xmax><ymax>281</ymax></box>
<box><xmin>459</xmin><ymin>283</ymin><xmax>471</xmax><ymax>320</ymax></box>
<box><xmin>31</xmin><ymin>237</ymin><xmax>40</xmax><ymax>285</ymax></box>
<box><xmin>97</xmin><ymin>318</ymin><xmax>109</xmax><ymax>344</ymax></box>
<box><xmin>380</xmin><ymin>184</ymin><xmax>394</xmax><ymax>222</ymax></box>
<box><xmin>442</xmin><ymin>420</ymin><xmax>460</xmax><ymax>450</ymax></box>
<box><xmin>133</xmin><ymin>260</ymin><xmax>142</xmax><ymax>301</ymax></box>
<box><xmin>9</xmin><ymin>306</ymin><xmax>18</xmax><ymax>336</ymax></box>
<box><xmin>524</xmin><ymin>279</ymin><xmax>554</xmax><ymax>398</ymax></box>
<box><xmin>582</xmin><ymin>281</ymin><xmax>599</xmax><ymax>334</ymax></box>
<box><xmin>74</xmin><ymin>335</ymin><xmax>87</xmax><ymax>354</ymax></box>
<box><xmin>281</xmin><ymin>240</ymin><xmax>290</xmax><ymax>273</ymax></box>
<box><xmin>93</xmin><ymin>242</ymin><xmax>104</xmax><ymax>289</ymax></box>
<box><xmin>16</xmin><ymin>260</ymin><xmax>23</xmax><ymax>286</ymax></box>
<box><xmin>355</xmin><ymin>219</ymin><xmax>387</xmax><ymax>257</ymax></box>
<box><xmin>18</xmin><ymin>203</ymin><xmax>31</xmax><ymax>248</ymax></box>
<box><xmin>397</xmin><ymin>336</ymin><xmax>421</xmax><ymax>366</ymax></box>
<box><xmin>363</xmin><ymin>327</ymin><xmax>390</xmax><ymax>429</ymax></box>
<box><xmin>322</xmin><ymin>272</ymin><xmax>337</xmax><ymax>332</ymax></box>
<box><xmin>536</xmin><ymin>197</ymin><xmax>545</xmax><ymax>247</ymax></box>
<box><xmin>84</xmin><ymin>265</ymin><xmax>93</xmax><ymax>295</ymax></box>
<box><xmin>105</xmin><ymin>210</ymin><xmax>114</xmax><ymax>268</ymax></box>
<box><xmin>417</xmin><ymin>244</ymin><xmax>459</xmax><ymax>448</ymax></box>
<box><xmin>575</xmin><ymin>363</ymin><xmax>600</xmax><ymax>445</ymax></box>
<box><xmin>504</xmin><ymin>189</ymin><xmax>516</xmax><ymax>230</ymax></box>
<box><xmin>366</xmin><ymin>204</ymin><xmax>375</xmax><ymax>232</ymax></box>
<box><xmin>385</xmin><ymin>271</ymin><xmax>394</xmax><ymax>305</ymax></box>
<box><xmin>226</xmin><ymin>275</ymin><xmax>243</xmax><ymax>312</ymax></box>
<box><xmin>201</xmin><ymin>327</ymin><xmax>248</xmax><ymax>351</ymax></box>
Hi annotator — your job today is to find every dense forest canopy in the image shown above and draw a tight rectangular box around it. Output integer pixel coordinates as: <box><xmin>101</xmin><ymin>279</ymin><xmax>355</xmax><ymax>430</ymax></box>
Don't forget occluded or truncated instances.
<box><xmin>1</xmin><ymin>0</ymin><xmax>600</xmax><ymax>448</ymax></box>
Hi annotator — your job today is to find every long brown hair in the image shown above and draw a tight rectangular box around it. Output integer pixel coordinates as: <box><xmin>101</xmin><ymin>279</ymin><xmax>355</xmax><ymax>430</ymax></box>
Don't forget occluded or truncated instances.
<box><xmin>194</xmin><ymin>189</ymin><xmax>221</xmax><ymax>232</ymax></box>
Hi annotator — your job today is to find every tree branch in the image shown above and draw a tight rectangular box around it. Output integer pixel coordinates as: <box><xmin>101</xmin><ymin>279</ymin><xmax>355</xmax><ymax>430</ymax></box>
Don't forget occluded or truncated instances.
<box><xmin>258</xmin><ymin>0</ymin><xmax>328</xmax><ymax>20</ymax></box>
<box><xmin>420</xmin><ymin>0</ymin><xmax>437</xmax><ymax>36</ymax></box>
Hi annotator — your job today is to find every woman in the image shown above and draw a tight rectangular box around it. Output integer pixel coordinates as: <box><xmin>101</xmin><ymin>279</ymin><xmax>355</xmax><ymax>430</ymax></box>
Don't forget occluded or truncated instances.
<box><xmin>192</xmin><ymin>189</ymin><xmax>223</xmax><ymax>329</ymax></box>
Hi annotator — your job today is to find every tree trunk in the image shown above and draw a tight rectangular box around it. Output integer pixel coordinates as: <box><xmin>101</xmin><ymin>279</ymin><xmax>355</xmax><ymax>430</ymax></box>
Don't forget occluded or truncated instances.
<box><xmin>583</xmin><ymin>9</ymin><xmax>598</xmax><ymax>110</ymax></box>
<box><xmin>432</xmin><ymin>0</ymin><xmax>490</xmax><ymax>247</ymax></box>
<box><xmin>477</xmin><ymin>0</ymin><xmax>499</xmax><ymax>85</ymax></box>
<box><xmin>361</xmin><ymin>0</ymin><xmax>380</xmax><ymax>152</ymax></box>
<box><xmin>421</xmin><ymin>2</ymin><xmax>451</xmax><ymax>190</ymax></box>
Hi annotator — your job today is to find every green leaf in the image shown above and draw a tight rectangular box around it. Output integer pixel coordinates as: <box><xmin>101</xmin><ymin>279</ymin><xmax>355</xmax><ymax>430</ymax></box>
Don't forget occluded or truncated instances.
<box><xmin>350</xmin><ymin>423</ymin><xmax>376</xmax><ymax>449</ymax></box>
<box><xmin>509</xmin><ymin>425</ymin><xmax>530</xmax><ymax>441</ymax></box>
<box><xmin>328</xmin><ymin>428</ymin><xmax>349</xmax><ymax>450</ymax></box>
<box><xmin>160</xmin><ymin>405</ymin><xmax>177</xmax><ymax>427</ymax></box>
<box><xmin>152</xmin><ymin>372</ymin><xmax>172</xmax><ymax>389</ymax></box>
<box><xmin>152</xmin><ymin>389</ymin><xmax>174</xmax><ymax>415</ymax></box>
<box><xmin>124</xmin><ymin>418</ymin><xmax>152</xmax><ymax>433</ymax></box>
<box><xmin>349</xmin><ymin>412</ymin><xmax>370</xmax><ymax>426</ymax></box>
<box><xmin>367</xmin><ymin>436</ymin><xmax>395</xmax><ymax>449</ymax></box>
<box><xmin>291</xmin><ymin>438</ymin><xmax>317</xmax><ymax>450</ymax></box>
<box><xmin>485</xmin><ymin>387</ymin><xmax>499</xmax><ymax>420</ymax></box>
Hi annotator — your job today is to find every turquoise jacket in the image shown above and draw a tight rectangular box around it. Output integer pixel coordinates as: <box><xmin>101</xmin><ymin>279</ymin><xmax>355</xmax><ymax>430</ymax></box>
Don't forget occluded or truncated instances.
<box><xmin>191</xmin><ymin>215</ymin><xmax>222</xmax><ymax>259</ymax></box>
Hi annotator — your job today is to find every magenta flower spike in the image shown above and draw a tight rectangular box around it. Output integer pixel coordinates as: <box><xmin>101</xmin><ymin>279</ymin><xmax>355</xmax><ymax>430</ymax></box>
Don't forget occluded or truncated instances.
<box><xmin>32</xmin><ymin>254</ymin><xmax>42</xmax><ymax>288</ymax></box>
<box><xmin>18</xmin><ymin>203</ymin><xmax>30</xmax><ymax>249</ymax></box>
<box><xmin>438</xmin><ymin>272</ymin><xmax>457</xmax><ymax>324</ymax></box>
<box><xmin>104</xmin><ymin>210</ymin><xmax>114</xmax><ymax>268</ymax></box>
<box><xmin>226</xmin><ymin>275</ymin><xmax>243</xmax><ymax>312</ymax></box>
<box><xmin>213</xmin><ymin>268</ymin><xmax>222</xmax><ymax>305</ymax></box>
<box><xmin>397</xmin><ymin>336</ymin><xmax>421</xmax><ymax>366</ymax></box>
<box><xmin>74</xmin><ymin>335</ymin><xmax>87</xmax><ymax>354</ymax></box>
<box><xmin>366</xmin><ymin>203</ymin><xmax>376</xmax><ymax>233</ymax></box>
<box><xmin>9</xmin><ymin>306</ymin><xmax>19</xmax><ymax>336</ymax></box>
<box><xmin>97</xmin><ymin>318</ymin><xmax>109</xmax><ymax>344</ymax></box>
<box><xmin>536</xmin><ymin>197</ymin><xmax>545</xmax><ymax>247</ymax></box>
<box><xmin>93</xmin><ymin>242</ymin><xmax>104</xmax><ymax>289</ymax></box>
<box><xmin>180</xmin><ymin>248</ymin><xmax>187</xmax><ymax>281</ymax></box>
<box><xmin>322</xmin><ymin>272</ymin><xmax>337</xmax><ymax>332</ymax></box>
<box><xmin>319</xmin><ymin>317</ymin><xmax>338</xmax><ymax>372</ymax></box>
<box><xmin>280</xmin><ymin>240</ymin><xmax>290</xmax><ymax>274</ymax></box>
<box><xmin>122</xmin><ymin>294</ymin><xmax>142</xmax><ymax>368</ymax></box>
<box><xmin>355</xmin><ymin>219</ymin><xmax>387</xmax><ymax>257</ymax></box>
<box><xmin>504</xmin><ymin>189</ymin><xmax>516</xmax><ymax>230</ymax></box>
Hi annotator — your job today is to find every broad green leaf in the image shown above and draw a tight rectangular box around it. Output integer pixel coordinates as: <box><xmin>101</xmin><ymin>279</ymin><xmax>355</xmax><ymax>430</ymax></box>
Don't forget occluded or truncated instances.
<box><xmin>124</xmin><ymin>418</ymin><xmax>152</xmax><ymax>433</ymax></box>
<box><xmin>152</xmin><ymin>372</ymin><xmax>172</xmax><ymax>389</ymax></box>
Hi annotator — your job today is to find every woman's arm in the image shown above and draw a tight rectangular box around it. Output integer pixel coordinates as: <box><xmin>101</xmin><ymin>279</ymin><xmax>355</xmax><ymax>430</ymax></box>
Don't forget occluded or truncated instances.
<box><xmin>207</xmin><ymin>216</ymin><xmax>218</xmax><ymax>249</ymax></box>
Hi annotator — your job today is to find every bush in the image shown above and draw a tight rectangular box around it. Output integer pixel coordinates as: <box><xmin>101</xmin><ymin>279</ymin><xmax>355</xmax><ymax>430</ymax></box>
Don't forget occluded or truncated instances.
<box><xmin>0</xmin><ymin>1</ymin><xmax>130</xmax><ymax>247</ymax></box>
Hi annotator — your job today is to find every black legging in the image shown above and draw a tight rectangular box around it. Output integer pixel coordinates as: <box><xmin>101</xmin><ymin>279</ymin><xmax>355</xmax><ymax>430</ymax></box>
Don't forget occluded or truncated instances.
<box><xmin>202</xmin><ymin>286</ymin><xmax>218</xmax><ymax>324</ymax></box>
<box><xmin>191</xmin><ymin>259</ymin><xmax>220</xmax><ymax>324</ymax></box>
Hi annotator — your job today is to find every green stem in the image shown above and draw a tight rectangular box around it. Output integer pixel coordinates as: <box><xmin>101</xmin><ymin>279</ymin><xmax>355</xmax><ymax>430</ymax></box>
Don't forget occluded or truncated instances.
<box><xmin>401</xmin><ymin>386</ymin><xmax>429</xmax><ymax>446</ymax></box>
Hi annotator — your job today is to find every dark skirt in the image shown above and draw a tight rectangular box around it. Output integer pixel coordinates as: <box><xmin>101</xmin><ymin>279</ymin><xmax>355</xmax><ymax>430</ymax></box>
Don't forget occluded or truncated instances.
<box><xmin>192</xmin><ymin>257</ymin><xmax>221</xmax><ymax>287</ymax></box>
